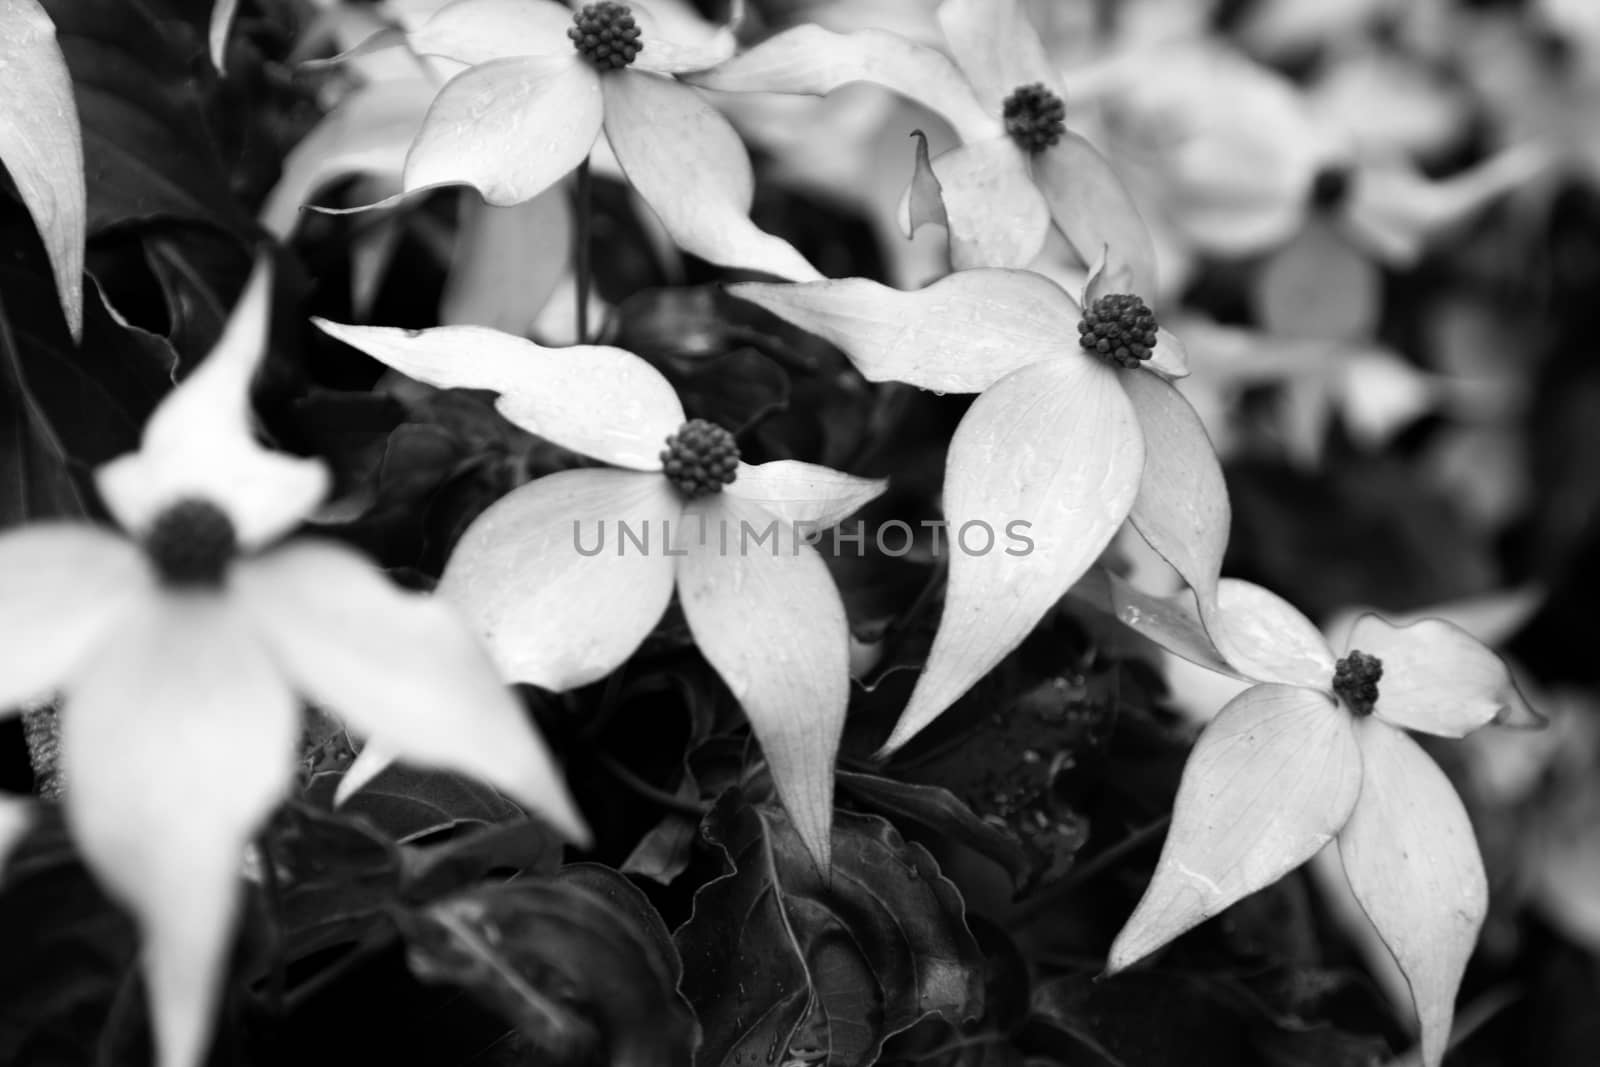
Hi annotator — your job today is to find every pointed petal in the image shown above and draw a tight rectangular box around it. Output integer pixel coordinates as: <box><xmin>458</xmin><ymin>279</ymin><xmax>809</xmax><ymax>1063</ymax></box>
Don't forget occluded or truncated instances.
<box><xmin>725</xmin><ymin>461</ymin><xmax>887</xmax><ymax>527</ymax></box>
<box><xmin>237</xmin><ymin>541</ymin><xmax>588</xmax><ymax>841</ymax></box>
<box><xmin>629</xmin><ymin>0</ymin><xmax>737</xmax><ymax>74</ymax></box>
<box><xmin>1205</xmin><ymin>578</ymin><xmax>1335</xmax><ymax>689</ymax></box>
<box><xmin>96</xmin><ymin>260</ymin><xmax>330</xmax><ymax>549</ymax></box>
<box><xmin>1071</xmin><ymin>568</ymin><xmax>1244</xmax><ymax>681</ymax></box>
<box><xmin>678</xmin><ymin>492</ymin><xmax>849</xmax><ymax>870</ymax></box>
<box><xmin>936</xmin><ymin>0</ymin><xmax>1059</xmax><ymax>113</ymax></box>
<box><xmin>687</xmin><ymin>24</ymin><xmax>995</xmax><ymax>142</ymax></box>
<box><xmin>62</xmin><ymin>596</ymin><xmax>299</xmax><ymax>1067</ymax></box>
<box><xmin>2</xmin><ymin>0</ymin><xmax>86</xmax><ymax>338</ymax></box>
<box><xmin>602</xmin><ymin>72</ymin><xmax>820</xmax><ymax>280</ymax></box>
<box><xmin>1033</xmin><ymin>133</ymin><xmax>1159</xmax><ymax>297</ymax></box>
<box><xmin>904</xmin><ymin>128</ymin><xmax>949</xmax><ymax>235</ymax></box>
<box><xmin>313</xmin><ymin>320</ymin><xmax>684</xmax><ymax>470</ymax></box>
<box><xmin>439</xmin><ymin>469</ymin><xmax>680</xmax><ymax>689</ymax></box>
<box><xmin>1346</xmin><ymin>614</ymin><xmax>1528</xmax><ymax>739</ymax></box>
<box><xmin>408</xmin><ymin>0</ymin><xmax>574</xmax><ymax>64</ymax></box>
<box><xmin>1339</xmin><ymin>720</ymin><xmax>1487</xmax><ymax>1067</ymax></box>
<box><xmin>1121</xmin><ymin>372</ymin><xmax>1229</xmax><ymax>611</ymax></box>
<box><xmin>1109</xmin><ymin>684</ymin><xmax>1361</xmax><ymax>970</ymax></box>
<box><xmin>0</xmin><ymin>524</ymin><xmax>147</xmax><ymax>710</ymax></box>
<box><xmin>727</xmin><ymin>269</ymin><xmax>1077</xmax><ymax>394</ymax></box>
<box><xmin>260</xmin><ymin>76</ymin><xmax>436</xmax><ymax>238</ymax></box>
<box><xmin>926</xmin><ymin>137</ymin><xmax>1052</xmax><ymax>270</ymax></box>
<box><xmin>334</xmin><ymin>743</ymin><xmax>395</xmax><ymax>807</ymax></box>
<box><xmin>886</xmin><ymin>356</ymin><xmax>1143</xmax><ymax>752</ymax></box>
<box><xmin>405</xmin><ymin>55</ymin><xmax>601</xmax><ymax>206</ymax></box>
<box><xmin>1146</xmin><ymin>328</ymin><xmax>1190</xmax><ymax>379</ymax></box>
<box><xmin>441</xmin><ymin>188</ymin><xmax>574</xmax><ymax>334</ymax></box>
<box><xmin>209</xmin><ymin>0</ymin><xmax>237</xmax><ymax>70</ymax></box>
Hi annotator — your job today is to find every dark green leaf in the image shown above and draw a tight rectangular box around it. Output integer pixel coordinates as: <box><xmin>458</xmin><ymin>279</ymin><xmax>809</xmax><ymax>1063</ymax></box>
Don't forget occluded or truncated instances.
<box><xmin>270</xmin><ymin>802</ymin><xmax>403</xmax><ymax>966</ymax></box>
<box><xmin>675</xmin><ymin>794</ymin><xmax>985</xmax><ymax>1067</ymax></box>
<box><xmin>305</xmin><ymin>764</ymin><xmax>524</xmax><ymax>845</ymax></box>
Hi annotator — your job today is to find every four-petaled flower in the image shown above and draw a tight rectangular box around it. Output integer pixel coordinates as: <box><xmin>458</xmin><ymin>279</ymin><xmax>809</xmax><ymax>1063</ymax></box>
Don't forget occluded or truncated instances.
<box><xmin>691</xmin><ymin>0</ymin><xmax>1154</xmax><ymax>278</ymax></box>
<box><xmin>731</xmin><ymin>260</ymin><xmax>1227</xmax><ymax>753</ymax></box>
<box><xmin>313</xmin><ymin>317</ymin><xmax>887</xmax><ymax>868</ymax></box>
<box><xmin>367</xmin><ymin>0</ymin><xmax>820</xmax><ymax>280</ymax></box>
<box><xmin>0</xmin><ymin>262</ymin><xmax>587</xmax><ymax>1067</ymax></box>
<box><xmin>1104</xmin><ymin>576</ymin><xmax>1537</xmax><ymax>1067</ymax></box>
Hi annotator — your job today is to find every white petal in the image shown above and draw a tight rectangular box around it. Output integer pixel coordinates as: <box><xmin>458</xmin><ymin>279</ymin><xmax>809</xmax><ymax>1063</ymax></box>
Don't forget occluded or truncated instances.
<box><xmin>724</xmin><ymin>461</ymin><xmax>887</xmax><ymax>528</ymax></box>
<box><xmin>313</xmin><ymin>320</ymin><xmax>684</xmax><ymax>470</ymax></box>
<box><xmin>1146</xmin><ymin>328</ymin><xmax>1190</xmax><ymax>379</ymax></box>
<box><xmin>0</xmin><ymin>795</ymin><xmax>29</xmax><ymax>873</ymax></box>
<box><xmin>602</xmin><ymin>72</ymin><xmax>820</xmax><ymax>280</ymax></box>
<box><xmin>1339</xmin><ymin>720</ymin><xmax>1487</xmax><ymax>1067</ymax></box>
<box><xmin>688</xmin><ymin>24</ymin><xmax>995</xmax><ymax>143</ymax></box>
<box><xmin>1122</xmin><ymin>371</ymin><xmax>1229</xmax><ymax>612</ymax></box>
<box><xmin>1107</xmin><ymin>684</ymin><xmax>1362</xmax><ymax>971</ymax></box>
<box><xmin>1346</xmin><ymin>614</ymin><xmax>1527</xmax><ymax>739</ymax></box>
<box><xmin>927</xmin><ymin>137</ymin><xmax>1052</xmax><ymax>270</ymax></box>
<box><xmin>0</xmin><ymin>524</ymin><xmax>148</xmax><ymax>710</ymax></box>
<box><xmin>441</xmin><ymin>188</ymin><xmax>574</xmax><ymax>334</ymax></box>
<box><xmin>0</xmin><ymin>0</ymin><xmax>86</xmax><ymax>338</ymax></box>
<box><xmin>678</xmin><ymin>492</ymin><xmax>849</xmax><ymax>870</ymax></box>
<box><xmin>96</xmin><ymin>260</ymin><xmax>330</xmax><ymax>549</ymax></box>
<box><xmin>260</xmin><ymin>75</ymin><xmax>437</xmax><ymax>238</ymax></box>
<box><xmin>936</xmin><ymin>0</ymin><xmax>1059</xmax><ymax>113</ymax></box>
<box><xmin>629</xmin><ymin>0</ymin><xmax>737</xmax><ymax>74</ymax></box>
<box><xmin>440</xmin><ymin>468</ymin><xmax>681</xmax><ymax>689</ymax></box>
<box><xmin>727</xmin><ymin>269</ymin><xmax>1077</xmax><ymax>394</ymax></box>
<box><xmin>1254</xmin><ymin>219</ymin><xmax>1380</xmax><ymax>343</ymax></box>
<box><xmin>404</xmin><ymin>55</ymin><xmax>602</xmax><ymax>206</ymax></box>
<box><xmin>1071</xmin><ymin>568</ymin><xmax>1243</xmax><ymax>681</ymax></box>
<box><xmin>237</xmin><ymin>540</ymin><xmax>588</xmax><ymax>842</ymax></box>
<box><xmin>408</xmin><ymin>0</ymin><xmax>574</xmax><ymax>64</ymax></box>
<box><xmin>209</xmin><ymin>0</ymin><xmax>237</xmax><ymax>69</ymax></box>
<box><xmin>62</xmin><ymin>595</ymin><xmax>300</xmax><ymax>1067</ymax></box>
<box><xmin>1206</xmin><ymin>578</ymin><xmax>1336</xmax><ymax>688</ymax></box>
<box><xmin>1033</xmin><ymin>133</ymin><xmax>1159</xmax><ymax>298</ymax></box>
<box><xmin>885</xmin><ymin>356</ymin><xmax>1143</xmax><ymax>752</ymax></box>
<box><xmin>334</xmin><ymin>743</ymin><xmax>395</xmax><ymax>807</ymax></box>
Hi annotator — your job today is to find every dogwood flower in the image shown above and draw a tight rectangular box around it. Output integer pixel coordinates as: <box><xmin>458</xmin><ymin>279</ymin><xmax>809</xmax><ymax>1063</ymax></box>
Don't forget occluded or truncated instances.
<box><xmin>731</xmin><ymin>261</ymin><xmax>1227</xmax><ymax>753</ymax></box>
<box><xmin>313</xmin><ymin>317</ymin><xmax>886</xmax><ymax>868</ymax></box>
<box><xmin>349</xmin><ymin>0</ymin><xmax>818</xmax><ymax>280</ymax></box>
<box><xmin>0</xmin><ymin>261</ymin><xmax>586</xmax><ymax>1067</ymax></box>
<box><xmin>691</xmin><ymin>0</ymin><xmax>1155</xmax><ymax>279</ymax></box>
<box><xmin>1104</xmin><ymin>577</ymin><xmax>1536</xmax><ymax>1067</ymax></box>
<box><xmin>2</xmin><ymin>0</ymin><xmax>85</xmax><ymax>337</ymax></box>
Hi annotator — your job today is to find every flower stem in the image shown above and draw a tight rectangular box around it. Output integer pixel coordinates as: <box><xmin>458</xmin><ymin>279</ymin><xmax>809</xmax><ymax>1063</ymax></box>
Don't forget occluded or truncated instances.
<box><xmin>573</xmin><ymin>156</ymin><xmax>593</xmax><ymax>343</ymax></box>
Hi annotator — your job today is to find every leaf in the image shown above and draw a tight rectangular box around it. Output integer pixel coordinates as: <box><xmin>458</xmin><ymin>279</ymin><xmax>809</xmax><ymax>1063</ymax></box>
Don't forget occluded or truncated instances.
<box><xmin>42</xmin><ymin>0</ymin><xmax>253</xmax><ymax>235</ymax></box>
<box><xmin>306</xmin><ymin>763</ymin><xmax>525</xmax><ymax>846</ymax></box>
<box><xmin>675</xmin><ymin>794</ymin><xmax>985</xmax><ymax>1067</ymax></box>
<box><xmin>0</xmin><ymin>0</ymin><xmax>86</xmax><ymax>338</ymax></box>
<box><xmin>270</xmin><ymin>802</ymin><xmax>404</xmax><ymax>965</ymax></box>
<box><xmin>399</xmin><ymin>867</ymin><xmax>698</xmax><ymax>1067</ymax></box>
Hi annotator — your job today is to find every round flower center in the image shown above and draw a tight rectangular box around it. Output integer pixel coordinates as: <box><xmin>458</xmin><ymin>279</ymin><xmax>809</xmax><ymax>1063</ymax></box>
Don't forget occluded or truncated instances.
<box><xmin>1002</xmin><ymin>83</ymin><xmax>1067</xmax><ymax>153</ymax></box>
<box><xmin>568</xmin><ymin>2</ymin><xmax>642</xmax><ymax>70</ymax></box>
<box><xmin>142</xmin><ymin>499</ymin><xmax>238</xmax><ymax>587</ymax></box>
<box><xmin>1332</xmin><ymin>650</ymin><xmax>1383</xmax><ymax>717</ymax></box>
<box><xmin>660</xmin><ymin>419</ymin><xmax>739</xmax><ymax>498</ymax></box>
<box><xmin>1078</xmin><ymin>293</ymin><xmax>1159</xmax><ymax>369</ymax></box>
<box><xmin>1310</xmin><ymin>165</ymin><xmax>1354</xmax><ymax>212</ymax></box>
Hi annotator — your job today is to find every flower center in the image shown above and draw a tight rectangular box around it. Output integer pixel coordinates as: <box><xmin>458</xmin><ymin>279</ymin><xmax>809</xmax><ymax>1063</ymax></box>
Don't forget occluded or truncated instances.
<box><xmin>142</xmin><ymin>499</ymin><xmax>238</xmax><ymax>588</ymax></box>
<box><xmin>1078</xmin><ymin>293</ymin><xmax>1159</xmax><ymax>368</ymax></box>
<box><xmin>1332</xmin><ymin>650</ymin><xmax>1383</xmax><ymax>717</ymax></box>
<box><xmin>1310</xmin><ymin>165</ymin><xmax>1354</xmax><ymax>212</ymax></box>
<box><xmin>1002</xmin><ymin>83</ymin><xmax>1067</xmax><ymax>153</ymax></box>
<box><xmin>660</xmin><ymin>419</ymin><xmax>739</xmax><ymax>499</ymax></box>
<box><xmin>568</xmin><ymin>2</ymin><xmax>642</xmax><ymax>70</ymax></box>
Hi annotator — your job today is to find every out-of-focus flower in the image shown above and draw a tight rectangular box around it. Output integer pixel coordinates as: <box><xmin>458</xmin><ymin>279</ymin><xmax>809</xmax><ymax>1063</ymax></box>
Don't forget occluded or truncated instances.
<box><xmin>347</xmin><ymin>0</ymin><xmax>817</xmax><ymax>280</ymax></box>
<box><xmin>732</xmin><ymin>261</ymin><xmax>1226</xmax><ymax>753</ymax></box>
<box><xmin>2</xmin><ymin>0</ymin><xmax>85</xmax><ymax>337</ymax></box>
<box><xmin>0</xmin><ymin>261</ymin><xmax>586</xmax><ymax>1067</ymax></box>
<box><xmin>313</xmin><ymin>318</ymin><xmax>886</xmax><ymax>869</ymax></box>
<box><xmin>693</xmin><ymin>0</ymin><xmax>1154</xmax><ymax>280</ymax></box>
<box><xmin>0</xmin><ymin>797</ymin><xmax>27</xmax><ymax>872</ymax></box>
<box><xmin>1103</xmin><ymin>577</ymin><xmax>1536</xmax><ymax>1067</ymax></box>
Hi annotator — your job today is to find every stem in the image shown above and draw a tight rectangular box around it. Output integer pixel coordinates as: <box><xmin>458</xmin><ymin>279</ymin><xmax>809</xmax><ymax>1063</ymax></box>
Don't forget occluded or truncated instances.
<box><xmin>255</xmin><ymin>832</ymin><xmax>288</xmax><ymax>1017</ymax></box>
<box><xmin>573</xmin><ymin>157</ymin><xmax>593</xmax><ymax>343</ymax></box>
<box><xmin>1009</xmin><ymin>813</ymin><xmax>1171</xmax><ymax>926</ymax></box>
<box><xmin>597</xmin><ymin>752</ymin><xmax>711</xmax><ymax>818</ymax></box>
